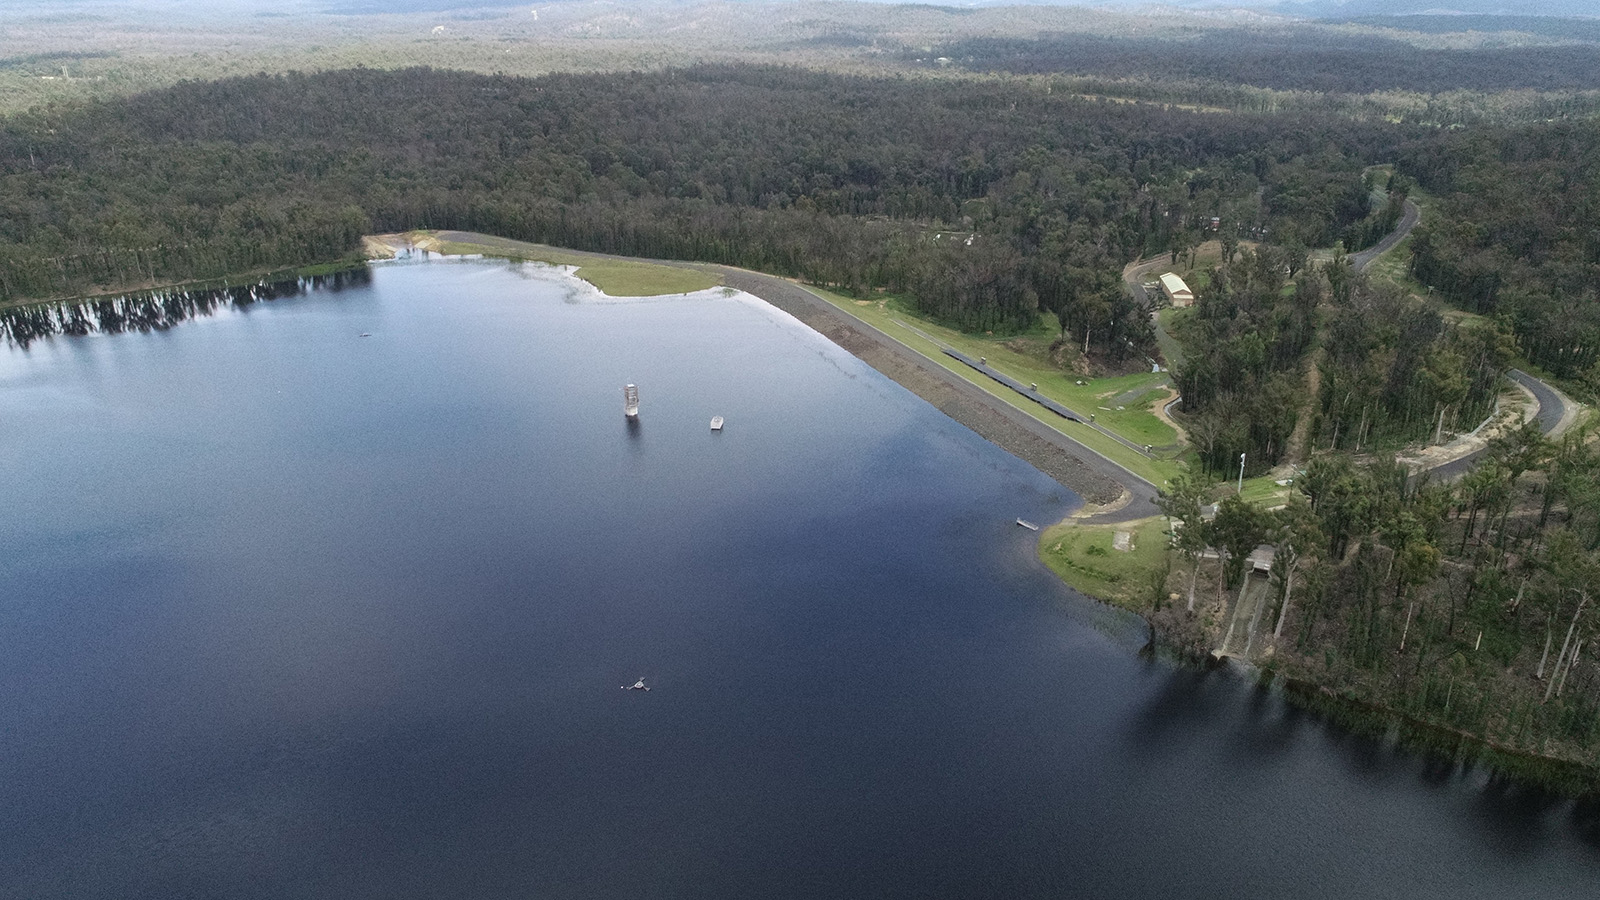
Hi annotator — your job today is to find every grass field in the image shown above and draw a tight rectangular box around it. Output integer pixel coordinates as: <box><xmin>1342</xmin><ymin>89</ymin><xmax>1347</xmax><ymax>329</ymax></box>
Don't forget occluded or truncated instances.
<box><xmin>1038</xmin><ymin>516</ymin><xmax>1170</xmax><ymax>607</ymax></box>
<box><xmin>803</xmin><ymin>287</ymin><xmax>1188</xmax><ymax>486</ymax></box>
<box><xmin>422</xmin><ymin>234</ymin><xmax>720</xmax><ymax>297</ymax></box>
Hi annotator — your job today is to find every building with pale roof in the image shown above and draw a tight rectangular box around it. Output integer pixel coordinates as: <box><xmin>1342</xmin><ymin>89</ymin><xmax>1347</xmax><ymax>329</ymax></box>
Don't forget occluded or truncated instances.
<box><xmin>1159</xmin><ymin>272</ymin><xmax>1194</xmax><ymax>308</ymax></box>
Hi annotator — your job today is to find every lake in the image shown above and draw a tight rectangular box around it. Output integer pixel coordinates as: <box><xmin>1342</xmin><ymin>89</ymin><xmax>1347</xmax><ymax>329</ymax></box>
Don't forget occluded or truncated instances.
<box><xmin>1</xmin><ymin>259</ymin><xmax>1597</xmax><ymax>898</ymax></box>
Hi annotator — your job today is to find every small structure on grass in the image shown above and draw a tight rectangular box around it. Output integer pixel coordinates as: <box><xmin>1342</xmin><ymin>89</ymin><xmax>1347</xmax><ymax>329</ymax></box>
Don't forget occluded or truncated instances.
<box><xmin>1159</xmin><ymin>272</ymin><xmax>1194</xmax><ymax>308</ymax></box>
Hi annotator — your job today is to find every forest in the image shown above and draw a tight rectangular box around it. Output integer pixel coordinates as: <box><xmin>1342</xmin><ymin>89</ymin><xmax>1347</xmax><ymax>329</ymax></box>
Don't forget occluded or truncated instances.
<box><xmin>0</xmin><ymin>65</ymin><xmax>1401</xmax><ymax>352</ymax></box>
<box><xmin>929</xmin><ymin>31</ymin><xmax>1600</xmax><ymax>96</ymax></box>
<box><xmin>1154</xmin><ymin>415</ymin><xmax>1600</xmax><ymax>783</ymax></box>
<box><xmin>1402</xmin><ymin>121</ymin><xmax>1600</xmax><ymax>381</ymax></box>
<box><xmin>0</xmin><ymin>61</ymin><xmax>1593</xmax><ymax>476</ymax></box>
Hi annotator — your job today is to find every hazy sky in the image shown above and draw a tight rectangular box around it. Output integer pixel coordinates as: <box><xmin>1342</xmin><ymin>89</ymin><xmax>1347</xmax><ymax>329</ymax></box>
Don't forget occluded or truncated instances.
<box><xmin>0</xmin><ymin>0</ymin><xmax>1594</xmax><ymax>23</ymax></box>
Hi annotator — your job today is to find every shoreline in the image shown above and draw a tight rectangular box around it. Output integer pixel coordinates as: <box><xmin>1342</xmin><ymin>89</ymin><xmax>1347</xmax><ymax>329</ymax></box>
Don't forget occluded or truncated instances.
<box><xmin>400</xmin><ymin>231</ymin><xmax>1138</xmax><ymax>510</ymax></box>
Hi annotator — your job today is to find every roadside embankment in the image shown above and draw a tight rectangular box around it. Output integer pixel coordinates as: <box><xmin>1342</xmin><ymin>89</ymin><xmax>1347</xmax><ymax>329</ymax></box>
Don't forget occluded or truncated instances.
<box><xmin>710</xmin><ymin>267</ymin><xmax>1127</xmax><ymax>507</ymax></box>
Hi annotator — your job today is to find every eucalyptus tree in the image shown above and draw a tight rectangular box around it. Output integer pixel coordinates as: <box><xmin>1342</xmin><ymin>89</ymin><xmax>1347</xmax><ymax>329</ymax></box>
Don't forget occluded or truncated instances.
<box><xmin>1269</xmin><ymin>495</ymin><xmax>1326</xmax><ymax>642</ymax></box>
<box><xmin>1298</xmin><ymin>454</ymin><xmax>1370</xmax><ymax>560</ymax></box>
<box><xmin>1156</xmin><ymin>474</ymin><xmax>1211</xmax><ymax>612</ymax></box>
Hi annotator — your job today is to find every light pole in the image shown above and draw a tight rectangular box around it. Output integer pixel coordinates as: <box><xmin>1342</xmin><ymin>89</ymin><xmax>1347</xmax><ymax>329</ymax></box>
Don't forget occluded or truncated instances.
<box><xmin>1238</xmin><ymin>452</ymin><xmax>1246</xmax><ymax>495</ymax></box>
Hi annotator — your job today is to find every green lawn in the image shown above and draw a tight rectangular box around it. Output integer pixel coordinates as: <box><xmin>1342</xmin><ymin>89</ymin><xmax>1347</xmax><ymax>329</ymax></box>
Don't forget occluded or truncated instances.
<box><xmin>1238</xmin><ymin>473</ymin><xmax>1295</xmax><ymax>506</ymax></box>
<box><xmin>803</xmin><ymin>287</ymin><xmax>1188</xmax><ymax>485</ymax></box>
<box><xmin>427</xmin><ymin>234</ymin><xmax>720</xmax><ymax>296</ymax></box>
<box><xmin>1038</xmin><ymin>516</ymin><xmax>1170</xmax><ymax>607</ymax></box>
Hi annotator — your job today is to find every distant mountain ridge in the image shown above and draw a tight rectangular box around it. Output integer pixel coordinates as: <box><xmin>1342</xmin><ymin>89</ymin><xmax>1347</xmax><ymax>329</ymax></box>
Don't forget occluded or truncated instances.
<box><xmin>849</xmin><ymin>0</ymin><xmax>1599</xmax><ymax>19</ymax></box>
<box><xmin>4</xmin><ymin>0</ymin><xmax>1595</xmax><ymax>23</ymax></box>
<box><xmin>779</xmin><ymin>0</ymin><xmax>1600</xmax><ymax>17</ymax></box>
<box><xmin>1284</xmin><ymin>0</ymin><xmax>1599</xmax><ymax>17</ymax></box>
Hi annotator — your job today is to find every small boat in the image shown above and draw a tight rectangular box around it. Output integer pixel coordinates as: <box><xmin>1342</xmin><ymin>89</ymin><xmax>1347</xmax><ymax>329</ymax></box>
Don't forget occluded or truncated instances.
<box><xmin>710</xmin><ymin>415</ymin><xmax>725</xmax><ymax>431</ymax></box>
<box><xmin>358</xmin><ymin>332</ymin><xmax>372</xmax><ymax>337</ymax></box>
<box><xmin>1016</xmin><ymin>519</ymin><xmax>1039</xmax><ymax>531</ymax></box>
<box><xmin>622</xmin><ymin>678</ymin><xmax>650</xmax><ymax>692</ymax></box>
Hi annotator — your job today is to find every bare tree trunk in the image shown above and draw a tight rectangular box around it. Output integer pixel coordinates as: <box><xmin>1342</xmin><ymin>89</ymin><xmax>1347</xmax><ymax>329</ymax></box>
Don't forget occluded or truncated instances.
<box><xmin>1557</xmin><ymin>639</ymin><xmax>1583</xmax><ymax>699</ymax></box>
<box><xmin>1399</xmin><ymin>599</ymin><xmax>1416</xmax><ymax>652</ymax></box>
<box><xmin>1273</xmin><ymin>569</ymin><xmax>1295</xmax><ymax>640</ymax></box>
<box><xmin>1187</xmin><ymin>561</ymin><xmax>1199</xmax><ymax>613</ymax></box>
<box><xmin>1537</xmin><ymin>624</ymin><xmax>1554</xmax><ymax>680</ymax></box>
<box><xmin>1545</xmin><ymin>593</ymin><xmax>1588</xmax><ymax>704</ymax></box>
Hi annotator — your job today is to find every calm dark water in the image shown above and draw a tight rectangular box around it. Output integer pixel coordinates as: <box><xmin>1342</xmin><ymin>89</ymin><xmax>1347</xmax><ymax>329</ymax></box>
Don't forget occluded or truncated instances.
<box><xmin>2</xmin><ymin>260</ymin><xmax>1598</xmax><ymax>899</ymax></box>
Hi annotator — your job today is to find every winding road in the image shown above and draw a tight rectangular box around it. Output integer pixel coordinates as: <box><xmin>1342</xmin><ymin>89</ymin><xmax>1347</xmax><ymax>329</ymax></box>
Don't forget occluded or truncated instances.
<box><xmin>1350</xmin><ymin>198</ymin><xmax>1421</xmax><ymax>273</ymax></box>
<box><xmin>1425</xmin><ymin>369</ymin><xmax>1578</xmax><ymax>483</ymax></box>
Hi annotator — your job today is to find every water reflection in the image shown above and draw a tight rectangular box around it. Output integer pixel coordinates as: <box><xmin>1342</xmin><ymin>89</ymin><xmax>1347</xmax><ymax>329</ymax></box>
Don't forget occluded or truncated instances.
<box><xmin>0</xmin><ymin>269</ymin><xmax>372</xmax><ymax>348</ymax></box>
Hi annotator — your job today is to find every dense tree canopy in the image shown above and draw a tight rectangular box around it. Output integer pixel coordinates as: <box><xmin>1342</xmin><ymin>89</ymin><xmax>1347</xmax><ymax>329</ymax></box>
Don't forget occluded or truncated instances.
<box><xmin>0</xmin><ymin>65</ymin><xmax>1398</xmax><ymax>345</ymax></box>
<box><xmin>930</xmin><ymin>32</ymin><xmax>1600</xmax><ymax>96</ymax></box>
<box><xmin>1401</xmin><ymin>120</ymin><xmax>1600</xmax><ymax>379</ymax></box>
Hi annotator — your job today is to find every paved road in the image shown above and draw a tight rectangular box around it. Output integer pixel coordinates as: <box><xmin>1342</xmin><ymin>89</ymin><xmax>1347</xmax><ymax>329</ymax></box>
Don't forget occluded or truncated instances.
<box><xmin>1350</xmin><ymin>198</ymin><xmax>1420</xmax><ymax>273</ymax></box>
<box><xmin>1423</xmin><ymin>369</ymin><xmax>1573</xmax><ymax>483</ymax></box>
<box><xmin>1338</xmin><ymin>199</ymin><xmax>1580</xmax><ymax>487</ymax></box>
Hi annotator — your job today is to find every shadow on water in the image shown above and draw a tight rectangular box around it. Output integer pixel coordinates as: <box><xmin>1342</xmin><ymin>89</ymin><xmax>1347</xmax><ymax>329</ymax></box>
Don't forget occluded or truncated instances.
<box><xmin>1463</xmin><ymin>775</ymin><xmax>1580</xmax><ymax>858</ymax></box>
<box><xmin>1121</xmin><ymin>665</ymin><xmax>1308</xmax><ymax>772</ymax></box>
<box><xmin>1121</xmin><ymin>664</ymin><xmax>1232</xmax><ymax>752</ymax></box>
<box><xmin>1569</xmin><ymin>798</ymin><xmax>1600</xmax><ymax>852</ymax></box>
<box><xmin>1133</xmin><ymin>656</ymin><xmax>1600</xmax><ymax>863</ymax></box>
<box><xmin>1217</xmin><ymin>681</ymin><xmax>1310</xmax><ymax>763</ymax></box>
<box><xmin>0</xmin><ymin>268</ymin><xmax>373</xmax><ymax>349</ymax></box>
